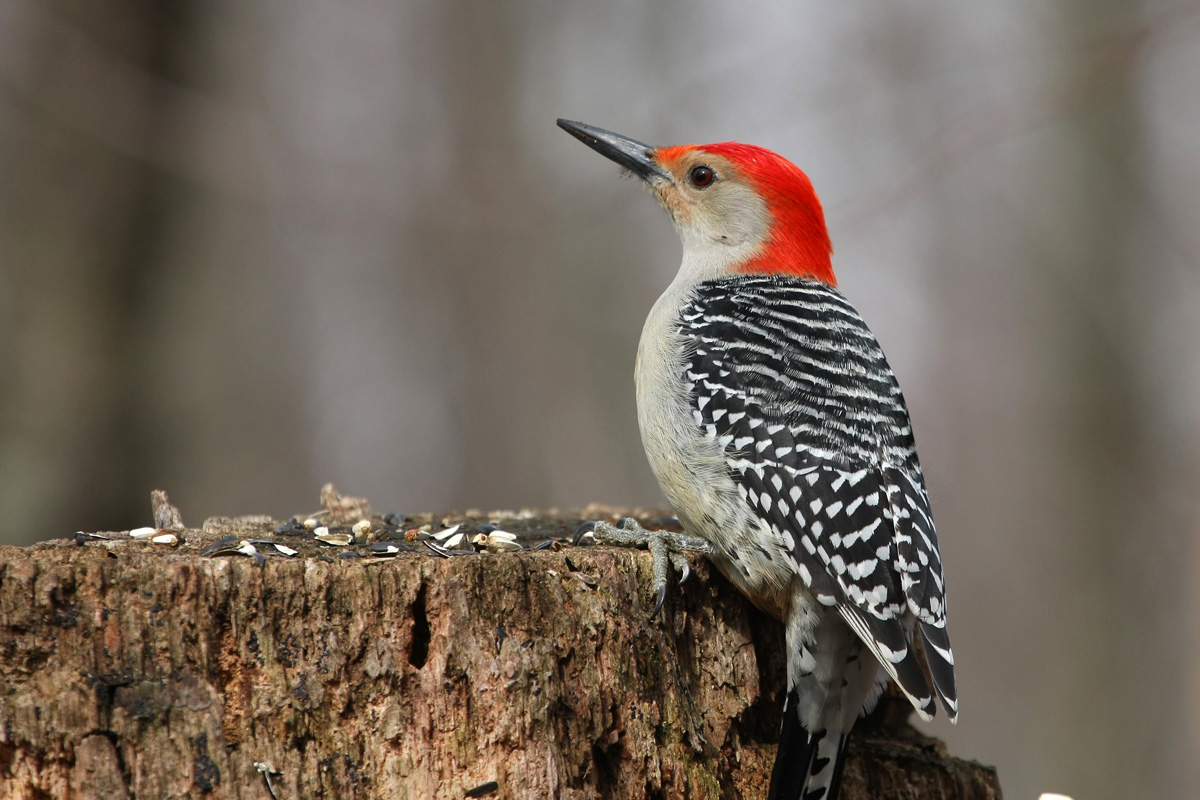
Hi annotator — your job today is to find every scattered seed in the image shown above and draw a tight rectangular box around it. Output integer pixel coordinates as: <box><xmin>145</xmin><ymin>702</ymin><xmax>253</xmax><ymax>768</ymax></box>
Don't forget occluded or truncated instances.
<box><xmin>255</xmin><ymin>761</ymin><xmax>282</xmax><ymax>800</ymax></box>
<box><xmin>476</xmin><ymin>523</ymin><xmax>499</xmax><ymax>535</ymax></box>
<box><xmin>201</xmin><ymin>535</ymin><xmax>240</xmax><ymax>556</ymax></box>
<box><xmin>275</xmin><ymin>520</ymin><xmax>313</xmax><ymax>539</ymax></box>
<box><xmin>383</xmin><ymin>512</ymin><xmax>405</xmax><ymax>527</ymax></box>
<box><xmin>272</xmin><ymin>543</ymin><xmax>298</xmax><ymax>557</ymax></box>
<box><xmin>465</xmin><ymin>780</ymin><xmax>500</xmax><ymax>798</ymax></box>
<box><xmin>338</xmin><ymin>551</ymin><xmax>363</xmax><ymax>559</ymax></box>
<box><xmin>129</xmin><ymin>527</ymin><xmax>157</xmax><ymax>540</ymax></box>
<box><xmin>203</xmin><ymin>539</ymin><xmax>266</xmax><ymax>567</ymax></box>
<box><xmin>444</xmin><ymin>532</ymin><xmax>467</xmax><ymax>549</ymax></box>
<box><xmin>151</xmin><ymin>533</ymin><xmax>179</xmax><ymax>546</ymax></box>
<box><xmin>237</xmin><ymin>541</ymin><xmax>264</xmax><ymax>564</ymax></box>
<box><xmin>532</xmin><ymin>539</ymin><xmax>555</xmax><ymax>551</ymax></box>
<box><xmin>560</xmin><ymin>555</ymin><xmax>597</xmax><ymax>588</ymax></box>
<box><xmin>303</xmin><ymin>518</ymin><xmax>319</xmax><ymax>530</ymax></box>
<box><xmin>274</xmin><ymin>518</ymin><xmax>306</xmax><ymax>535</ymax></box>
<box><xmin>316</xmin><ymin>531</ymin><xmax>353</xmax><ymax>547</ymax></box>
<box><xmin>469</xmin><ymin>530</ymin><xmax>525</xmax><ymax>553</ymax></box>
<box><xmin>432</xmin><ymin>524</ymin><xmax>462</xmax><ymax>542</ymax></box>
<box><xmin>352</xmin><ymin>519</ymin><xmax>372</xmax><ymax>536</ymax></box>
<box><xmin>369</xmin><ymin>542</ymin><xmax>402</xmax><ymax>556</ymax></box>
<box><xmin>568</xmin><ymin>571</ymin><xmax>598</xmax><ymax>589</ymax></box>
<box><xmin>572</xmin><ymin>522</ymin><xmax>596</xmax><ymax>545</ymax></box>
<box><xmin>424</xmin><ymin>541</ymin><xmax>452</xmax><ymax>558</ymax></box>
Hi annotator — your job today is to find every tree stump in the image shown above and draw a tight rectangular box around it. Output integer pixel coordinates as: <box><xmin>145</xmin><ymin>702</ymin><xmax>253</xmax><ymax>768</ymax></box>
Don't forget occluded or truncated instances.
<box><xmin>0</xmin><ymin>507</ymin><xmax>1000</xmax><ymax>799</ymax></box>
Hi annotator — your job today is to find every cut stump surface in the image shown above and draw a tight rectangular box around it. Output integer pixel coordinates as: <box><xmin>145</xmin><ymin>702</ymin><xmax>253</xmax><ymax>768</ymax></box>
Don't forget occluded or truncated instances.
<box><xmin>0</xmin><ymin>510</ymin><xmax>999</xmax><ymax>799</ymax></box>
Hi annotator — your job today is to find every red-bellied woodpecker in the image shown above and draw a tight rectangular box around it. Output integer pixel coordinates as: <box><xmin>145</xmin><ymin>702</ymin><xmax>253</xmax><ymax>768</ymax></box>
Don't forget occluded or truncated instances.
<box><xmin>557</xmin><ymin>120</ymin><xmax>958</xmax><ymax>800</ymax></box>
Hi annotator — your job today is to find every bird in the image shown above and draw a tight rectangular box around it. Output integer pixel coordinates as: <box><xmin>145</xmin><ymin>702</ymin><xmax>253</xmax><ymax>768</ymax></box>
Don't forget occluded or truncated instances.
<box><xmin>557</xmin><ymin>119</ymin><xmax>958</xmax><ymax>800</ymax></box>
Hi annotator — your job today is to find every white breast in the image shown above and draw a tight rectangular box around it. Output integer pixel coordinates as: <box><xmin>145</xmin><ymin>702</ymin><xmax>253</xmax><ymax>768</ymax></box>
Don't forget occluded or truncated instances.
<box><xmin>634</xmin><ymin>275</ymin><xmax>798</xmax><ymax>613</ymax></box>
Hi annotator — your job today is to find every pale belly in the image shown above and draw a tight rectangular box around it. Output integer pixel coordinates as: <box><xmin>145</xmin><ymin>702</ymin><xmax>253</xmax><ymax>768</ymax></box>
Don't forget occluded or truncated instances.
<box><xmin>634</xmin><ymin>284</ymin><xmax>799</xmax><ymax>621</ymax></box>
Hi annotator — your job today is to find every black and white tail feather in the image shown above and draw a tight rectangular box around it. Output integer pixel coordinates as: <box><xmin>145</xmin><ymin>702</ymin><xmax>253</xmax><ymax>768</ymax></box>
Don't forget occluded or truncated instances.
<box><xmin>769</xmin><ymin>611</ymin><xmax>885</xmax><ymax>800</ymax></box>
<box><xmin>679</xmin><ymin>275</ymin><xmax>959</xmax><ymax>800</ymax></box>
<box><xmin>770</xmin><ymin>693</ymin><xmax>848</xmax><ymax>800</ymax></box>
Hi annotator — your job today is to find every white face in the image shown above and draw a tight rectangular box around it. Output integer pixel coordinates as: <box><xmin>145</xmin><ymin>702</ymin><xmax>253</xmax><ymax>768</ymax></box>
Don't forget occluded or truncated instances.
<box><xmin>647</xmin><ymin>150</ymin><xmax>772</xmax><ymax>280</ymax></box>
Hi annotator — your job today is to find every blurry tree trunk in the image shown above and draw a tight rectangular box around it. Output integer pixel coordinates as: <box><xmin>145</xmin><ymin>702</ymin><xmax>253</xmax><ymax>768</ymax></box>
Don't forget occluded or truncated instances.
<box><xmin>1028</xmin><ymin>3</ymin><xmax>1175</xmax><ymax>799</ymax></box>
<box><xmin>0</xmin><ymin>1</ymin><xmax>174</xmax><ymax>541</ymax></box>
<box><xmin>0</xmin><ymin>514</ymin><xmax>999</xmax><ymax>799</ymax></box>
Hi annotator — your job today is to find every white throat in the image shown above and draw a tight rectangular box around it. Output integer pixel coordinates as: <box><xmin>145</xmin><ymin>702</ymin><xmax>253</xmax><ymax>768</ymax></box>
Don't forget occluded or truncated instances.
<box><xmin>660</xmin><ymin>178</ymin><xmax>772</xmax><ymax>285</ymax></box>
<box><xmin>674</xmin><ymin>232</ymin><xmax>764</xmax><ymax>284</ymax></box>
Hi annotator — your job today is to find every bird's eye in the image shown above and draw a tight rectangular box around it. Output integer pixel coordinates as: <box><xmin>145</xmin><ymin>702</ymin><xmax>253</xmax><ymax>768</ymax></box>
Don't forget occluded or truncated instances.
<box><xmin>689</xmin><ymin>165</ymin><xmax>715</xmax><ymax>188</ymax></box>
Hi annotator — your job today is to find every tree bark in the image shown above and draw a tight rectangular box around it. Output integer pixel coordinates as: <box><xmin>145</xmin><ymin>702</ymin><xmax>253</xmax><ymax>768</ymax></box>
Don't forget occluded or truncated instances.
<box><xmin>0</xmin><ymin>510</ymin><xmax>1000</xmax><ymax>799</ymax></box>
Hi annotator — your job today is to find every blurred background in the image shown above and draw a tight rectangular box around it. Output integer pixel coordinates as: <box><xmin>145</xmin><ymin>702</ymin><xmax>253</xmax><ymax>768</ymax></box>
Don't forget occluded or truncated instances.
<box><xmin>2</xmin><ymin>0</ymin><xmax>1198</xmax><ymax>797</ymax></box>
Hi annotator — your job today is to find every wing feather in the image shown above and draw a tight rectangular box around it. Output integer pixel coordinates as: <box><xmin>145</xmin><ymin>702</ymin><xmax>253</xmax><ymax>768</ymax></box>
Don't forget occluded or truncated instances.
<box><xmin>680</xmin><ymin>275</ymin><xmax>957</xmax><ymax>718</ymax></box>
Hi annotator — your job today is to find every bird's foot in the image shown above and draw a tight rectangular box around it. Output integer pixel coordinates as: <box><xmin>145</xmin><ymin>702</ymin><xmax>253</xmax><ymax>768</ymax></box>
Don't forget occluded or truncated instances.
<box><xmin>574</xmin><ymin>517</ymin><xmax>710</xmax><ymax>618</ymax></box>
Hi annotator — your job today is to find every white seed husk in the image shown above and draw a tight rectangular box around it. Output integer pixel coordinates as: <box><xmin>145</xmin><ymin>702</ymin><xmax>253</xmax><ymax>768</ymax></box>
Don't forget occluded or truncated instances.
<box><xmin>129</xmin><ymin>527</ymin><xmax>157</xmax><ymax>539</ymax></box>
<box><xmin>432</xmin><ymin>524</ymin><xmax>462</xmax><ymax>542</ymax></box>
<box><xmin>352</xmin><ymin>520</ymin><xmax>372</xmax><ymax>535</ymax></box>
<box><xmin>151</xmin><ymin>533</ymin><xmax>178</xmax><ymax>545</ymax></box>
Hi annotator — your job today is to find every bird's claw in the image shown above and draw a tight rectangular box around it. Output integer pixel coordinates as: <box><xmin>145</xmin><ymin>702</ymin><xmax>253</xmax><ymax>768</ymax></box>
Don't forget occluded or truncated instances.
<box><xmin>652</xmin><ymin>584</ymin><xmax>668</xmax><ymax>620</ymax></box>
<box><xmin>588</xmin><ymin>517</ymin><xmax>709</xmax><ymax>619</ymax></box>
<box><xmin>670</xmin><ymin>551</ymin><xmax>692</xmax><ymax>585</ymax></box>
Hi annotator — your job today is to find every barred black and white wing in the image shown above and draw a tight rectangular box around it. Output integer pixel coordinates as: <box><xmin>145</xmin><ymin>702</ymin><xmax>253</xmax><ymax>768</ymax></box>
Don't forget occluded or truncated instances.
<box><xmin>678</xmin><ymin>274</ymin><xmax>957</xmax><ymax>721</ymax></box>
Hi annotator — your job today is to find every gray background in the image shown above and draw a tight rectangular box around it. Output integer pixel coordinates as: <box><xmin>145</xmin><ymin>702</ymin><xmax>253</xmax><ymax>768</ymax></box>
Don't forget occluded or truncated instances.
<box><xmin>2</xmin><ymin>1</ymin><xmax>1198</xmax><ymax>798</ymax></box>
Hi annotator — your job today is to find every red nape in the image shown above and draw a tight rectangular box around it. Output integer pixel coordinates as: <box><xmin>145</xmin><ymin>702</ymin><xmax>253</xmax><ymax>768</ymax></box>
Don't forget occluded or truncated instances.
<box><xmin>700</xmin><ymin>142</ymin><xmax>836</xmax><ymax>286</ymax></box>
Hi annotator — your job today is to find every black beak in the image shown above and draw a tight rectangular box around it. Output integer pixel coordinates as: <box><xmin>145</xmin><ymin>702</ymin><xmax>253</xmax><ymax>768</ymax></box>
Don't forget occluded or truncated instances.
<box><xmin>557</xmin><ymin>119</ymin><xmax>668</xmax><ymax>183</ymax></box>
